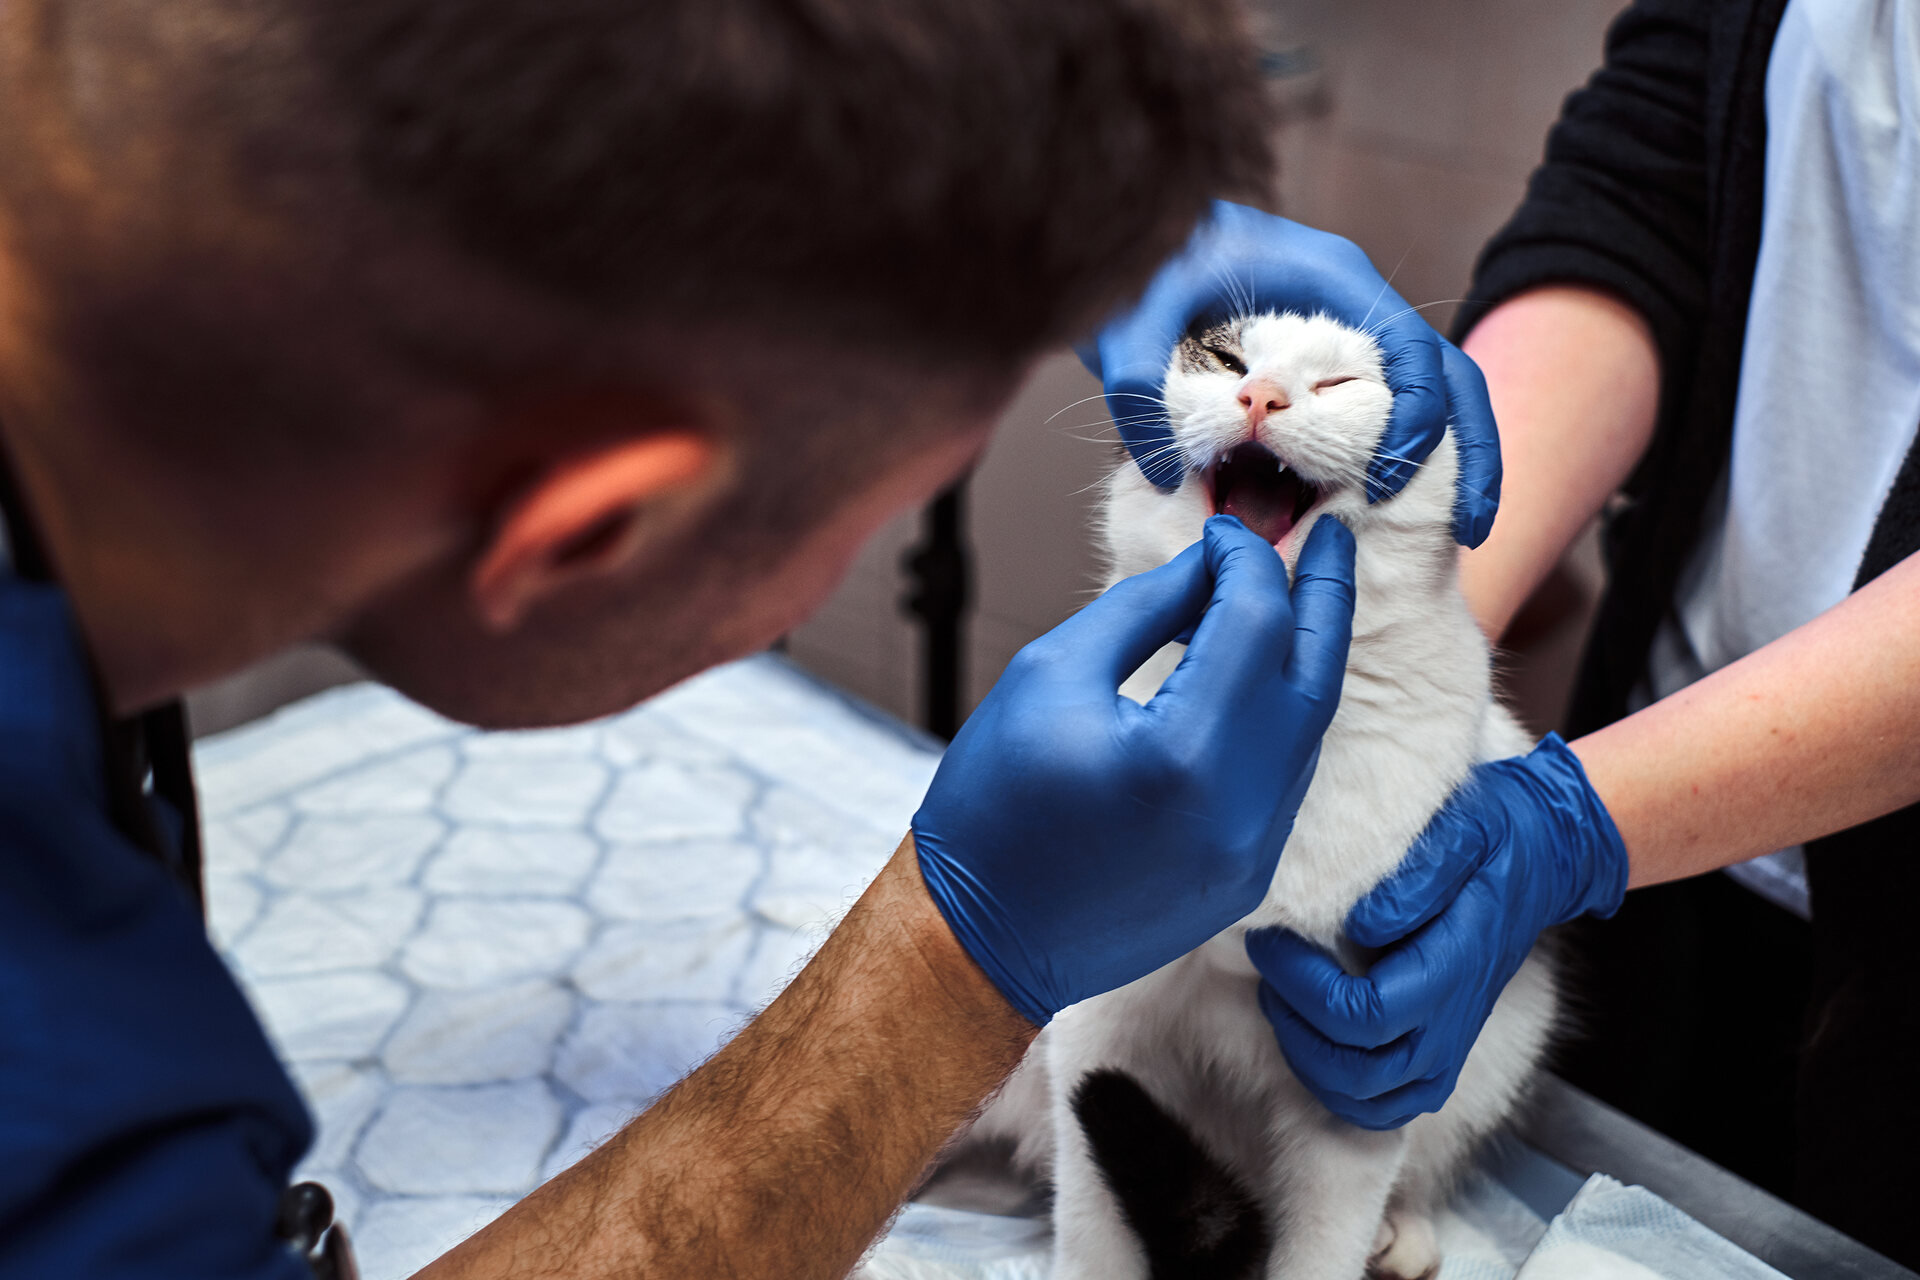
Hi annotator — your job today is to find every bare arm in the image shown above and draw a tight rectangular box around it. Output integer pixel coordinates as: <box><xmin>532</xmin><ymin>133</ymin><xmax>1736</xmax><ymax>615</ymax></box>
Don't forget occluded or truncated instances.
<box><xmin>414</xmin><ymin>841</ymin><xmax>1034</xmax><ymax>1280</ymax></box>
<box><xmin>1459</xmin><ymin>284</ymin><xmax>1920</xmax><ymax>887</ymax></box>
<box><xmin>1572</xmin><ymin>551</ymin><xmax>1920</xmax><ymax>887</ymax></box>
<box><xmin>1456</xmin><ymin>284</ymin><xmax>1661</xmax><ymax>640</ymax></box>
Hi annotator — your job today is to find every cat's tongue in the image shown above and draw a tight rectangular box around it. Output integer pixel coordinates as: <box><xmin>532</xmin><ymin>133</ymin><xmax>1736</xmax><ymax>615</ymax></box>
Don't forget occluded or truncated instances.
<box><xmin>1211</xmin><ymin>441</ymin><xmax>1317</xmax><ymax>546</ymax></box>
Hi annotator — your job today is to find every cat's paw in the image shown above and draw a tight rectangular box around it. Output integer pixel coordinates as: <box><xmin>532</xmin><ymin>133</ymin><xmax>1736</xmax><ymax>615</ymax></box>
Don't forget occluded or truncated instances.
<box><xmin>1365</xmin><ymin>1210</ymin><xmax>1438</xmax><ymax>1280</ymax></box>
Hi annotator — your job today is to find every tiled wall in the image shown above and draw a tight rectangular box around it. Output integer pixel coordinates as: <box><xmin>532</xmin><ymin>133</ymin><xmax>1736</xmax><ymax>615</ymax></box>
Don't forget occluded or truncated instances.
<box><xmin>788</xmin><ymin>0</ymin><xmax>1627</xmax><ymax>732</ymax></box>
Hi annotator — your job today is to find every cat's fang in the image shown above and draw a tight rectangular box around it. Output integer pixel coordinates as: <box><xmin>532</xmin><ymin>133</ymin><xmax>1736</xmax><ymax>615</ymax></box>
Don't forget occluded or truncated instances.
<box><xmin>1209</xmin><ymin>440</ymin><xmax>1320</xmax><ymax>546</ymax></box>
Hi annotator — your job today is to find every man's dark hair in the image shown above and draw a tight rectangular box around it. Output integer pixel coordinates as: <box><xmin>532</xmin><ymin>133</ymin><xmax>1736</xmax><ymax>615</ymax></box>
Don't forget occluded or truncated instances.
<box><xmin>314</xmin><ymin>0</ymin><xmax>1273</xmax><ymax>365</ymax></box>
<box><xmin>0</xmin><ymin>0</ymin><xmax>1271</xmax><ymax>472</ymax></box>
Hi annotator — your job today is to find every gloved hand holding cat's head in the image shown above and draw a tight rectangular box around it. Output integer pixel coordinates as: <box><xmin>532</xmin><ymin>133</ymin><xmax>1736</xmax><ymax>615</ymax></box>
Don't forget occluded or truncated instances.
<box><xmin>1081</xmin><ymin>201</ymin><xmax>1500</xmax><ymax>548</ymax></box>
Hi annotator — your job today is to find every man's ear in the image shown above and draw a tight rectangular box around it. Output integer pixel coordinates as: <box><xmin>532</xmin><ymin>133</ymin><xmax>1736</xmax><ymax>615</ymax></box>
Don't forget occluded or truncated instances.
<box><xmin>470</xmin><ymin>432</ymin><xmax>720</xmax><ymax>632</ymax></box>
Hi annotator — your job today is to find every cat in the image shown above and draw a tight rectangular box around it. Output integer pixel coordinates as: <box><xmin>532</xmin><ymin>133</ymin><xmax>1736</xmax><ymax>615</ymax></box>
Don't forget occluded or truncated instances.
<box><xmin>961</xmin><ymin>311</ymin><xmax>1559</xmax><ymax>1280</ymax></box>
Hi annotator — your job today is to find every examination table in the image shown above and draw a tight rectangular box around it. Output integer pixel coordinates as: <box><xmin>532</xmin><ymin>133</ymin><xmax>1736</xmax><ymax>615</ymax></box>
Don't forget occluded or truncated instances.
<box><xmin>195</xmin><ymin>656</ymin><xmax>1914</xmax><ymax>1280</ymax></box>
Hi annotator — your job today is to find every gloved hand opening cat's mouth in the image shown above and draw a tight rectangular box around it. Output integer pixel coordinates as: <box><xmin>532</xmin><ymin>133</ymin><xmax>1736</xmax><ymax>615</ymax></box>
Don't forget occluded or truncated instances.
<box><xmin>1207</xmin><ymin>440</ymin><xmax>1321</xmax><ymax>546</ymax></box>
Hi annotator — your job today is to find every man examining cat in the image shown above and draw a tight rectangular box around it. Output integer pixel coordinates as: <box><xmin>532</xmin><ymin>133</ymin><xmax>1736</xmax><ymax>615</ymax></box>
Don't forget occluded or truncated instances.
<box><xmin>24</xmin><ymin>0</ymin><xmax>1908</xmax><ymax>1275</ymax></box>
<box><xmin>0</xmin><ymin>2</ymin><xmax>1501</xmax><ymax>1277</ymax></box>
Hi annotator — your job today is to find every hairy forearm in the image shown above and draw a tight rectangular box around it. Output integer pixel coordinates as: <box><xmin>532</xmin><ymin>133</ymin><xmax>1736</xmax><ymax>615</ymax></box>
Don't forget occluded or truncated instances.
<box><xmin>1456</xmin><ymin>285</ymin><xmax>1660</xmax><ymax>640</ymax></box>
<box><xmin>415</xmin><ymin>841</ymin><xmax>1035</xmax><ymax>1280</ymax></box>
<box><xmin>1571</xmin><ymin>550</ymin><xmax>1920</xmax><ymax>887</ymax></box>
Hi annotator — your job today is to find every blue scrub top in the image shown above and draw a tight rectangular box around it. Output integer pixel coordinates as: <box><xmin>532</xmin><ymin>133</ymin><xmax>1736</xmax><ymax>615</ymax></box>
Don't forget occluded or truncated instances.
<box><xmin>0</xmin><ymin>571</ymin><xmax>313</xmax><ymax>1278</ymax></box>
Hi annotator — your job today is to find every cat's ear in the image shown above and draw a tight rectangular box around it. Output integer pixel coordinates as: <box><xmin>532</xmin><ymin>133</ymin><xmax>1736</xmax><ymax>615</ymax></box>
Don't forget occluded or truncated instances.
<box><xmin>468</xmin><ymin>431</ymin><xmax>724</xmax><ymax>632</ymax></box>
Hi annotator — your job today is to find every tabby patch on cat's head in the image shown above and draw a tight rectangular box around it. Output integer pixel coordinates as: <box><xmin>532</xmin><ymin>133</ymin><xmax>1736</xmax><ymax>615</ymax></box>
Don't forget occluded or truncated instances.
<box><xmin>1160</xmin><ymin>311</ymin><xmax>1391</xmax><ymax>549</ymax></box>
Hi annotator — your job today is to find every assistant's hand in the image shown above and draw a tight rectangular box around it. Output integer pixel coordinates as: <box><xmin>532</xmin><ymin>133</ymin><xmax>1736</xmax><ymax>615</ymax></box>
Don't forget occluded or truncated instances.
<box><xmin>1245</xmin><ymin>733</ymin><xmax>1629</xmax><ymax>1128</ymax></box>
<box><xmin>1081</xmin><ymin>200</ymin><xmax>1500</xmax><ymax>547</ymax></box>
<box><xmin>912</xmin><ymin>515</ymin><xmax>1356</xmax><ymax>1026</ymax></box>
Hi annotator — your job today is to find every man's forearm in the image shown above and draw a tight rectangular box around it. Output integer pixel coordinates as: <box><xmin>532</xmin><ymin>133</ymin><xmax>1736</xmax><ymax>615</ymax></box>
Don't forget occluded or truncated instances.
<box><xmin>416</xmin><ymin>841</ymin><xmax>1035</xmax><ymax>1280</ymax></box>
<box><xmin>1572</xmin><ymin>549</ymin><xmax>1920</xmax><ymax>888</ymax></box>
<box><xmin>1457</xmin><ymin>285</ymin><xmax>1661</xmax><ymax>640</ymax></box>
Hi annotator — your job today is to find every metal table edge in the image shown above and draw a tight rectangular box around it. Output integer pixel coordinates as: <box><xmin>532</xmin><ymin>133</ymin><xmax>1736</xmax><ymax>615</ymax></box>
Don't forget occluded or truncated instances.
<box><xmin>1518</xmin><ymin>1074</ymin><xmax>1916</xmax><ymax>1280</ymax></box>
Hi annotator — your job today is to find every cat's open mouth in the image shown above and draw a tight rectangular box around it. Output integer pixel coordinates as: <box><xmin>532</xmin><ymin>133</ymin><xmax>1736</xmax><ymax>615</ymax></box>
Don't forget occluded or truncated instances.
<box><xmin>1207</xmin><ymin>441</ymin><xmax>1321</xmax><ymax>546</ymax></box>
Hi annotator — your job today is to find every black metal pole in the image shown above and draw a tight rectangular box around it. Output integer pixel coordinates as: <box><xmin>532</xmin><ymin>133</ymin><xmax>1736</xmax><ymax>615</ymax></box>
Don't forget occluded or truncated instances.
<box><xmin>902</xmin><ymin>482</ymin><xmax>970</xmax><ymax>740</ymax></box>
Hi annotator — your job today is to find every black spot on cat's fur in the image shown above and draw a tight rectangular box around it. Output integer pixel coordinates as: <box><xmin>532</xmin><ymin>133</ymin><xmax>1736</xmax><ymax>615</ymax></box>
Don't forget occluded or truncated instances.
<box><xmin>1072</xmin><ymin>1068</ymin><xmax>1269</xmax><ymax>1279</ymax></box>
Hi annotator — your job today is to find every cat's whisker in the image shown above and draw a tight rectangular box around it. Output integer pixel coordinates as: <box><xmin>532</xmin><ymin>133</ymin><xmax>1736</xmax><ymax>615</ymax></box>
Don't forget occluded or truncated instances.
<box><xmin>1206</xmin><ymin>256</ymin><xmax>1258</xmax><ymax>318</ymax></box>
<box><xmin>1358</xmin><ymin>245</ymin><xmax>1416</xmax><ymax>331</ymax></box>
<box><xmin>1127</xmin><ymin>433</ymin><xmax>1194</xmax><ymax>457</ymax></box>
<box><xmin>1053</xmin><ymin>410</ymin><xmax>1162</xmax><ymax>436</ymax></box>
<box><xmin>1369</xmin><ymin>450</ymin><xmax>1427</xmax><ymax>480</ymax></box>
<box><xmin>1045</xmin><ymin>392</ymin><xmax>1165</xmax><ymax>424</ymax></box>
<box><xmin>1045</xmin><ymin>393</ymin><xmax>1117</xmax><ymax>423</ymax></box>
<box><xmin>1118</xmin><ymin>441</ymin><xmax>1199</xmax><ymax>474</ymax></box>
<box><xmin>1123</xmin><ymin>444</ymin><xmax>1193</xmax><ymax>470</ymax></box>
<box><xmin>1368</xmin><ymin>299</ymin><xmax>1470</xmax><ymax>326</ymax></box>
<box><xmin>1362</xmin><ymin>299</ymin><xmax>1470</xmax><ymax>336</ymax></box>
<box><xmin>1062</xmin><ymin>418</ymin><xmax>1177</xmax><ymax>448</ymax></box>
<box><xmin>1121</xmin><ymin>427</ymin><xmax>1191</xmax><ymax>450</ymax></box>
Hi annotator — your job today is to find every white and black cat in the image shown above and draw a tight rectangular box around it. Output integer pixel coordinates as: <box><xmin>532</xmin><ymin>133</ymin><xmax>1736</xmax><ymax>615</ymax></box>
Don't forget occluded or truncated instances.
<box><xmin>966</xmin><ymin>312</ymin><xmax>1559</xmax><ymax>1280</ymax></box>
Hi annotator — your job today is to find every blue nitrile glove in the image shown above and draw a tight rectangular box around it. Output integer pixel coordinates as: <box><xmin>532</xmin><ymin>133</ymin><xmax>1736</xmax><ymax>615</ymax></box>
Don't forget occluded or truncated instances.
<box><xmin>1244</xmin><ymin>733</ymin><xmax>1629</xmax><ymax>1128</ymax></box>
<box><xmin>913</xmin><ymin>515</ymin><xmax>1356</xmax><ymax>1026</ymax></box>
<box><xmin>1079</xmin><ymin>200</ymin><xmax>1500</xmax><ymax>548</ymax></box>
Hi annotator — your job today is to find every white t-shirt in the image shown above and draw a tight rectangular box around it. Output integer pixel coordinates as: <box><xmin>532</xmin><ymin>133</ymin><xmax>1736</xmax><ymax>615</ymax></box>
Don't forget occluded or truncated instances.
<box><xmin>1647</xmin><ymin>0</ymin><xmax>1920</xmax><ymax>917</ymax></box>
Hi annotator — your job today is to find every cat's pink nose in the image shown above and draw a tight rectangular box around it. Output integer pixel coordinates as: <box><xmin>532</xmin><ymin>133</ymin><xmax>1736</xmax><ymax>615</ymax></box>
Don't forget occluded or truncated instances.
<box><xmin>1238</xmin><ymin>378</ymin><xmax>1290</xmax><ymax>429</ymax></box>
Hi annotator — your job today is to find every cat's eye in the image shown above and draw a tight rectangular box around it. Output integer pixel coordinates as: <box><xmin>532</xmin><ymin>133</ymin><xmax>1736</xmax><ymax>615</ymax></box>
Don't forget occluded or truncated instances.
<box><xmin>1313</xmin><ymin>376</ymin><xmax>1357</xmax><ymax>393</ymax></box>
<box><xmin>1206</xmin><ymin>347</ymin><xmax>1247</xmax><ymax>375</ymax></box>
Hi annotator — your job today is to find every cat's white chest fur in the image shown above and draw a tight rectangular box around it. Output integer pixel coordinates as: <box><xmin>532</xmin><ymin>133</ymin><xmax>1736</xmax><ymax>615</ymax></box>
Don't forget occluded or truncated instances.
<box><xmin>1113</xmin><ymin>458</ymin><xmax>1496</xmax><ymax>953</ymax></box>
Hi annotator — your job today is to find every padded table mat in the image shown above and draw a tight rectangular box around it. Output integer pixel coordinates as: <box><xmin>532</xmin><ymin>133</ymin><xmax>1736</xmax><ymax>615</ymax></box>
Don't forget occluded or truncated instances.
<box><xmin>200</xmin><ymin>655</ymin><xmax>939</xmax><ymax>1278</ymax></box>
<box><xmin>199</xmin><ymin>654</ymin><xmax>1816</xmax><ymax>1280</ymax></box>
